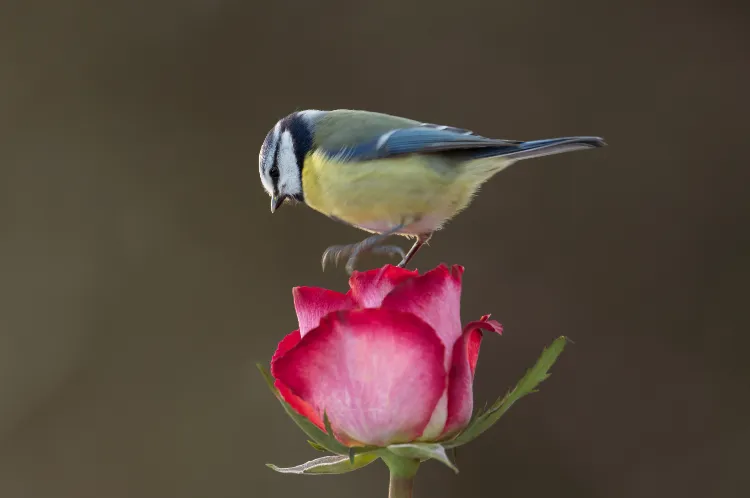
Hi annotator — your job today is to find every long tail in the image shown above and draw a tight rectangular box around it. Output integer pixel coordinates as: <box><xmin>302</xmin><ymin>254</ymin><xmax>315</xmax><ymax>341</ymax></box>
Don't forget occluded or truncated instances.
<box><xmin>461</xmin><ymin>136</ymin><xmax>606</xmax><ymax>183</ymax></box>
<box><xmin>468</xmin><ymin>136</ymin><xmax>606</xmax><ymax>161</ymax></box>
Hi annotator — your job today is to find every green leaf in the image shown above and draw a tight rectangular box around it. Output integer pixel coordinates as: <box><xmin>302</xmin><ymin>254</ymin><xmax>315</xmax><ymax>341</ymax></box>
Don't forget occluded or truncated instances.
<box><xmin>444</xmin><ymin>336</ymin><xmax>568</xmax><ymax>448</ymax></box>
<box><xmin>387</xmin><ymin>443</ymin><xmax>458</xmax><ymax>473</ymax></box>
<box><xmin>266</xmin><ymin>453</ymin><xmax>379</xmax><ymax>475</ymax></box>
<box><xmin>307</xmin><ymin>440</ymin><xmax>327</xmax><ymax>452</ymax></box>
<box><xmin>257</xmin><ymin>363</ymin><xmax>349</xmax><ymax>455</ymax></box>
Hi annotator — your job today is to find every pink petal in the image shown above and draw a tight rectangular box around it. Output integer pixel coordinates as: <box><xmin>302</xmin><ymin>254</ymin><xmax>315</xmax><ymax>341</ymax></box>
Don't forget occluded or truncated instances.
<box><xmin>293</xmin><ymin>287</ymin><xmax>355</xmax><ymax>337</ymax></box>
<box><xmin>272</xmin><ymin>309</ymin><xmax>446</xmax><ymax>447</ymax></box>
<box><xmin>381</xmin><ymin>264</ymin><xmax>465</xmax><ymax>361</ymax></box>
<box><xmin>443</xmin><ymin>315</ymin><xmax>503</xmax><ymax>436</ymax></box>
<box><xmin>348</xmin><ymin>265</ymin><xmax>419</xmax><ymax>308</ymax></box>
<box><xmin>270</xmin><ymin>330</ymin><xmax>327</xmax><ymax>431</ymax></box>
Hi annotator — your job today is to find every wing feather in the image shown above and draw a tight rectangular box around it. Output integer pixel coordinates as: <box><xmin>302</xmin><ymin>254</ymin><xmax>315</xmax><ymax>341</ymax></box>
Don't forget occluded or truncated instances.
<box><xmin>322</xmin><ymin>127</ymin><xmax>522</xmax><ymax>162</ymax></box>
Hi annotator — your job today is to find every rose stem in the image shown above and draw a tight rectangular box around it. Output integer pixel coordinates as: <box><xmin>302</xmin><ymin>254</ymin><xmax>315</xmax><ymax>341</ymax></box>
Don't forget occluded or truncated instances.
<box><xmin>382</xmin><ymin>454</ymin><xmax>420</xmax><ymax>498</ymax></box>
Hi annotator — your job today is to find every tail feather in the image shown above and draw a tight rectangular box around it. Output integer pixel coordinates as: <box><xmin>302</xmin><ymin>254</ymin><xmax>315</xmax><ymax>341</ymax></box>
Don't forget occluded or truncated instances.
<box><xmin>468</xmin><ymin>136</ymin><xmax>606</xmax><ymax>161</ymax></box>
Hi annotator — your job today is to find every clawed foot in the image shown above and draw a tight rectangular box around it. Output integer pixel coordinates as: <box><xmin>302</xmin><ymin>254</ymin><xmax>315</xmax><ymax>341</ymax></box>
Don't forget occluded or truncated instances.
<box><xmin>372</xmin><ymin>245</ymin><xmax>407</xmax><ymax>261</ymax></box>
<box><xmin>321</xmin><ymin>243</ymin><xmax>406</xmax><ymax>274</ymax></box>
<box><xmin>321</xmin><ymin>222</ymin><xmax>411</xmax><ymax>274</ymax></box>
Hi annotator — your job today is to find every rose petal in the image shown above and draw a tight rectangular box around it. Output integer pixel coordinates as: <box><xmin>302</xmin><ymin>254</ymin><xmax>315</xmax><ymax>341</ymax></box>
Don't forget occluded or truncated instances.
<box><xmin>270</xmin><ymin>329</ymin><xmax>301</xmax><ymax>371</ymax></box>
<box><xmin>348</xmin><ymin>265</ymin><xmax>419</xmax><ymax>308</ymax></box>
<box><xmin>381</xmin><ymin>264</ymin><xmax>465</xmax><ymax>362</ymax></box>
<box><xmin>274</xmin><ymin>379</ymin><xmax>326</xmax><ymax>430</ymax></box>
<box><xmin>293</xmin><ymin>287</ymin><xmax>355</xmax><ymax>337</ymax></box>
<box><xmin>419</xmin><ymin>391</ymin><xmax>448</xmax><ymax>441</ymax></box>
<box><xmin>462</xmin><ymin>315</ymin><xmax>503</xmax><ymax>376</ymax></box>
<box><xmin>270</xmin><ymin>329</ymin><xmax>326</xmax><ymax>430</ymax></box>
<box><xmin>442</xmin><ymin>315</ymin><xmax>503</xmax><ymax>436</ymax></box>
<box><xmin>272</xmin><ymin>309</ymin><xmax>446</xmax><ymax>447</ymax></box>
<box><xmin>442</xmin><ymin>334</ymin><xmax>474</xmax><ymax>436</ymax></box>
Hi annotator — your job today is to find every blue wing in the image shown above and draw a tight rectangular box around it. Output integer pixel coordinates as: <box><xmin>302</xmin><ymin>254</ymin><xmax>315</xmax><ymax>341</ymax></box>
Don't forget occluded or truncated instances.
<box><xmin>321</xmin><ymin>124</ymin><xmax>605</xmax><ymax>162</ymax></box>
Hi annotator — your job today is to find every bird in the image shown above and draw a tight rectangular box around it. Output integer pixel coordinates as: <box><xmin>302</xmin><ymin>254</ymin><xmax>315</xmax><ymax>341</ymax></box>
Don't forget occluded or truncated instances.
<box><xmin>258</xmin><ymin>109</ymin><xmax>606</xmax><ymax>274</ymax></box>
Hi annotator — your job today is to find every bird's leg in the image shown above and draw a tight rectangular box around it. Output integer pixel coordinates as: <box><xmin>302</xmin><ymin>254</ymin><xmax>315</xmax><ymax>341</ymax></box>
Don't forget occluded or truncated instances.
<box><xmin>397</xmin><ymin>233</ymin><xmax>432</xmax><ymax>269</ymax></box>
<box><xmin>370</xmin><ymin>244</ymin><xmax>407</xmax><ymax>260</ymax></box>
<box><xmin>321</xmin><ymin>224</ymin><xmax>407</xmax><ymax>274</ymax></box>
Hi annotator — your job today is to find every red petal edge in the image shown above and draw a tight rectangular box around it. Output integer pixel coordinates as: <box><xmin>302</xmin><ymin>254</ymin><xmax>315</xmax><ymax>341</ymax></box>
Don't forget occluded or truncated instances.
<box><xmin>274</xmin><ymin>379</ymin><xmax>326</xmax><ymax>431</ymax></box>
<box><xmin>463</xmin><ymin>315</ymin><xmax>503</xmax><ymax>376</ymax></box>
<box><xmin>292</xmin><ymin>286</ymin><xmax>355</xmax><ymax>337</ymax></box>
<box><xmin>348</xmin><ymin>264</ymin><xmax>419</xmax><ymax>308</ymax></box>
<box><xmin>380</xmin><ymin>264</ymin><xmax>465</xmax><ymax>354</ymax></box>
<box><xmin>442</xmin><ymin>314</ymin><xmax>503</xmax><ymax>436</ymax></box>
<box><xmin>270</xmin><ymin>329</ymin><xmax>301</xmax><ymax>373</ymax></box>
<box><xmin>270</xmin><ymin>330</ymin><xmax>327</xmax><ymax>431</ymax></box>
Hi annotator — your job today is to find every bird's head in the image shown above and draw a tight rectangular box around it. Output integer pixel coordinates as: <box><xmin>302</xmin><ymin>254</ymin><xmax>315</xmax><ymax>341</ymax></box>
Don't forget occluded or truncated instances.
<box><xmin>259</xmin><ymin>110</ymin><xmax>321</xmax><ymax>212</ymax></box>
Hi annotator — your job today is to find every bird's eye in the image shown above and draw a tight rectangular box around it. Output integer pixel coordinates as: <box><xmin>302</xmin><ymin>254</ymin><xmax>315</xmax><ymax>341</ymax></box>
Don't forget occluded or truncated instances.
<box><xmin>270</xmin><ymin>165</ymin><xmax>280</xmax><ymax>180</ymax></box>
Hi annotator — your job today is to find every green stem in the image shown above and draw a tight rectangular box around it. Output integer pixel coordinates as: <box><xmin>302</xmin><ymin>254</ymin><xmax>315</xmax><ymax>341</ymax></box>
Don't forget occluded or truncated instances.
<box><xmin>382</xmin><ymin>454</ymin><xmax>420</xmax><ymax>498</ymax></box>
<box><xmin>389</xmin><ymin>473</ymin><xmax>414</xmax><ymax>498</ymax></box>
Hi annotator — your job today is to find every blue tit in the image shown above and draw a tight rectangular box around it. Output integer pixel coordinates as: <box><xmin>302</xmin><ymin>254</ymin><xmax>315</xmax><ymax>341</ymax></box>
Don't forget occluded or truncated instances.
<box><xmin>258</xmin><ymin>109</ymin><xmax>606</xmax><ymax>273</ymax></box>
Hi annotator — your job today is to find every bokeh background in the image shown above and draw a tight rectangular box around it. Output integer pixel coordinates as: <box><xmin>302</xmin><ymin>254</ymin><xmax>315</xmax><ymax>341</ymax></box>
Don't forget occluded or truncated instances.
<box><xmin>1</xmin><ymin>1</ymin><xmax>748</xmax><ymax>497</ymax></box>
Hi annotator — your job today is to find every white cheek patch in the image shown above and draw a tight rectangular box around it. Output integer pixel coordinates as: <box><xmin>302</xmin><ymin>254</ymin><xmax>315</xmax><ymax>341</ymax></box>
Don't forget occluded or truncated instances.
<box><xmin>277</xmin><ymin>130</ymin><xmax>302</xmax><ymax>196</ymax></box>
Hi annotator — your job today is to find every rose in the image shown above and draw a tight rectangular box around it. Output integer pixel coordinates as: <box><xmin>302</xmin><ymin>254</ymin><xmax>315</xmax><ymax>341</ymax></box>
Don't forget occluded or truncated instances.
<box><xmin>270</xmin><ymin>264</ymin><xmax>503</xmax><ymax>447</ymax></box>
<box><xmin>261</xmin><ymin>264</ymin><xmax>569</xmax><ymax>494</ymax></box>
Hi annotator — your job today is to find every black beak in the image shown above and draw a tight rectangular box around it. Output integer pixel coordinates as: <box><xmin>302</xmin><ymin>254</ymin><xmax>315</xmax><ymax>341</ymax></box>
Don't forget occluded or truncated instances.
<box><xmin>271</xmin><ymin>195</ymin><xmax>285</xmax><ymax>213</ymax></box>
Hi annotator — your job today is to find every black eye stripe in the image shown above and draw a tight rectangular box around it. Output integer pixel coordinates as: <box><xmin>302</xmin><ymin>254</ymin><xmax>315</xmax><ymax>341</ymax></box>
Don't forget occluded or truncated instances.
<box><xmin>271</xmin><ymin>137</ymin><xmax>282</xmax><ymax>192</ymax></box>
<box><xmin>285</xmin><ymin>114</ymin><xmax>312</xmax><ymax>173</ymax></box>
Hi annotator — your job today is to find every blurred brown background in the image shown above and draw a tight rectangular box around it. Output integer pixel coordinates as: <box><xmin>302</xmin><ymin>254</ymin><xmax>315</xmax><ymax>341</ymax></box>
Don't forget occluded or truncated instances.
<box><xmin>0</xmin><ymin>1</ymin><xmax>747</xmax><ymax>497</ymax></box>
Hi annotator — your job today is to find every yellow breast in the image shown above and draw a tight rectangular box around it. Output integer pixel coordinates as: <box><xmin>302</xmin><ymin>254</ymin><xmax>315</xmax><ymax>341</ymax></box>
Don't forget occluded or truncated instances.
<box><xmin>301</xmin><ymin>151</ymin><xmax>477</xmax><ymax>235</ymax></box>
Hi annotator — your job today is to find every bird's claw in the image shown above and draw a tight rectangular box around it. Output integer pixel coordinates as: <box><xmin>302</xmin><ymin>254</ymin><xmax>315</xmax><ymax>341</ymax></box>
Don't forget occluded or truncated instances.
<box><xmin>370</xmin><ymin>245</ymin><xmax>406</xmax><ymax>261</ymax></box>
<box><xmin>321</xmin><ymin>243</ymin><xmax>406</xmax><ymax>274</ymax></box>
<box><xmin>321</xmin><ymin>245</ymin><xmax>353</xmax><ymax>272</ymax></box>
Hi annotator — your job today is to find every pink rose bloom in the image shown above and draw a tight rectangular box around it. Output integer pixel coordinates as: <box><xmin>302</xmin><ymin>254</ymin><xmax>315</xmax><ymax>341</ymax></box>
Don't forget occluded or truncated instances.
<box><xmin>271</xmin><ymin>264</ymin><xmax>502</xmax><ymax>447</ymax></box>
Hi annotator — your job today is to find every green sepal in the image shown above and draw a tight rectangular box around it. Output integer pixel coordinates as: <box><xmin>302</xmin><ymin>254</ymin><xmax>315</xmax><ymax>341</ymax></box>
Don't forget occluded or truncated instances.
<box><xmin>323</xmin><ymin>412</ymin><xmax>339</xmax><ymax>451</ymax></box>
<box><xmin>347</xmin><ymin>445</ymin><xmax>380</xmax><ymax>464</ymax></box>
<box><xmin>257</xmin><ymin>363</ymin><xmax>349</xmax><ymax>455</ymax></box>
<box><xmin>386</xmin><ymin>443</ymin><xmax>458</xmax><ymax>474</ymax></box>
<box><xmin>307</xmin><ymin>440</ymin><xmax>327</xmax><ymax>452</ymax></box>
<box><xmin>444</xmin><ymin>336</ymin><xmax>568</xmax><ymax>448</ymax></box>
<box><xmin>266</xmin><ymin>453</ymin><xmax>379</xmax><ymax>475</ymax></box>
